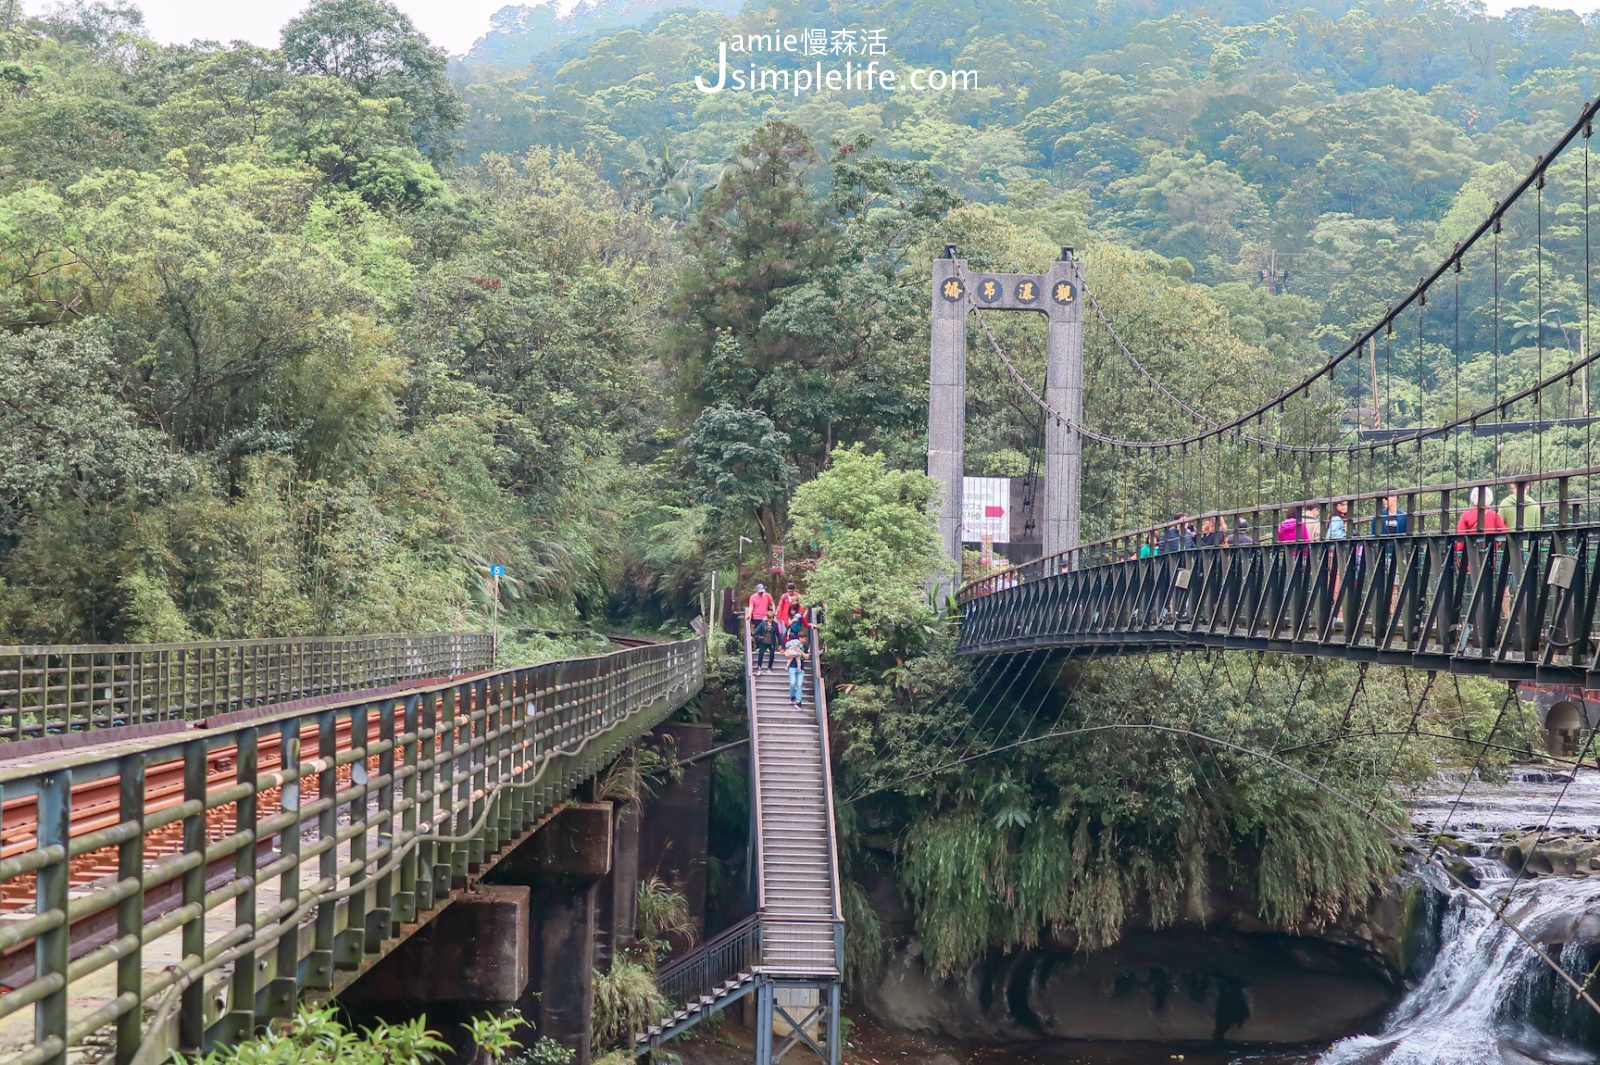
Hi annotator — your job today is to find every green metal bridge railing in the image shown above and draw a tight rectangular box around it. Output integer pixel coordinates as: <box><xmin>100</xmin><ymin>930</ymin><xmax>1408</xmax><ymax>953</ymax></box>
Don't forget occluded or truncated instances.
<box><xmin>0</xmin><ymin>633</ymin><xmax>497</xmax><ymax>742</ymax></box>
<box><xmin>0</xmin><ymin>637</ymin><xmax>705</xmax><ymax>1065</ymax></box>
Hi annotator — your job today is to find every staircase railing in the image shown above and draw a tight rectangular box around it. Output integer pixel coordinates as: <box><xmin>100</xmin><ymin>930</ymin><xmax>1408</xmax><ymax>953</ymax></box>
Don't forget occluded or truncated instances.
<box><xmin>652</xmin><ymin>913</ymin><xmax>763</xmax><ymax>1011</ymax></box>
<box><xmin>807</xmin><ymin>618</ymin><xmax>845</xmax><ymax>935</ymax></box>
<box><xmin>742</xmin><ymin>617</ymin><xmax>768</xmax><ymax>911</ymax></box>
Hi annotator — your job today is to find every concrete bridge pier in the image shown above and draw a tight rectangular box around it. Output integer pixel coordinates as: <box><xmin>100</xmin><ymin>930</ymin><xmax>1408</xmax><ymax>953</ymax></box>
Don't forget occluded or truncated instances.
<box><xmin>1545</xmin><ymin>700</ymin><xmax>1584</xmax><ymax>757</ymax></box>
<box><xmin>341</xmin><ymin>730</ymin><xmax>715</xmax><ymax>1065</ymax></box>
<box><xmin>639</xmin><ymin>722</ymin><xmax>714</xmax><ymax>943</ymax></box>
<box><xmin>598</xmin><ymin>777</ymin><xmax>641</xmax><ymax>970</ymax></box>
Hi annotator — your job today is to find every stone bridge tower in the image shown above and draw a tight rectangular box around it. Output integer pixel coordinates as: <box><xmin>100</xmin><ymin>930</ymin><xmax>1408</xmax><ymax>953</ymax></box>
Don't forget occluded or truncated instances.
<box><xmin>929</xmin><ymin>245</ymin><xmax>1085</xmax><ymax>603</ymax></box>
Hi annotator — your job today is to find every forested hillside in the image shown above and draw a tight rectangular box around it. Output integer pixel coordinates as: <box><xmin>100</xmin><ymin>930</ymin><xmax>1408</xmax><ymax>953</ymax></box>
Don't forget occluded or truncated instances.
<box><xmin>457</xmin><ymin>0</ymin><xmax>1600</xmax><ymax>293</ymax></box>
<box><xmin>0</xmin><ymin>0</ymin><xmax>680</xmax><ymax>645</ymax></box>
<box><xmin>451</xmin><ymin>0</ymin><xmax>1600</xmax><ymax>527</ymax></box>
<box><xmin>4</xmin><ymin>0</ymin><xmax>1600</xmax><ymax>647</ymax></box>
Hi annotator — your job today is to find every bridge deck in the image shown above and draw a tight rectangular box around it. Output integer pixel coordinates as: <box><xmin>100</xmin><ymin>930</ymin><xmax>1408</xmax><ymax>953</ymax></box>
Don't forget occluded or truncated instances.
<box><xmin>960</xmin><ymin>526</ymin><xmax>1600</xmax><ymax>685</ymax></box>
<box><xmin>0</xmin><ymin>640</ymin><xmax>704</xmax><ymax>1065</ymax></box>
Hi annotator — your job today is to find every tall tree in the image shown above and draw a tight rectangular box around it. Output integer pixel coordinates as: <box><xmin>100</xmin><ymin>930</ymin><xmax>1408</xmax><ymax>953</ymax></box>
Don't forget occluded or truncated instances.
<box><xmin>666</xmin><ymin>120</ymin><xmax>835</xmax><ymax>417</ymax></box>
<box><xmin>280</xmin><ymin>0</ymin><xmax>463</xmax><ymax>161</ymax></box>
<box><xmin>667</xmin><ymin>126</ymin><xmax>953</xmax><ymax>478</ymax></box>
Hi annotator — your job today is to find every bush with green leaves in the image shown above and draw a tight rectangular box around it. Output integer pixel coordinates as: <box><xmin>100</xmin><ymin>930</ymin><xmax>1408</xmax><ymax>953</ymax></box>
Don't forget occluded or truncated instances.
<box><xmin>509</xmin><ymin>1037</ymin><xmax>576</xmax><ymax>1065</ymax></box>
<box><xmin>787</xmin><ymin>444</ymin><xmax>944</xmax><ymax>671</ymax></box>
<box><xmin>843</xmin><ymin>652</ymin><xmax>1529</xmax><ymax>980</ymax></box>
<box><xmin>591</xmin><ymin>957</ymin><xmax>670</xmax><ymax>1049</ymax></box>
<box><xmin>186</xmin><ymin>1005</ymin><xmax>449</xmax><ymax>1065</ymax></box>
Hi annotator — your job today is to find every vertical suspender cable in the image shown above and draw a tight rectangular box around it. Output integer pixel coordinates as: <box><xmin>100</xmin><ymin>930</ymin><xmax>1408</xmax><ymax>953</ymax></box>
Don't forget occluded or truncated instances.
<box><xmin>1539</xmin><ymin>173</ymin><xmax>1547</xmax><ymax>480</ymax></box>
<box><xmin>1587</xmin><ymin>120</ymin><xmax>1594</xmax><ymax>513</ymax></box>
<box><xmin>1495</xmin><ymin>221</ymin><xmax>1502</xmax><ymax>484</ymax></box>
<box><xmin>1454</xmin><ymin>257</ymin><xmax>1462</xmax><ymax>480</ymax></box>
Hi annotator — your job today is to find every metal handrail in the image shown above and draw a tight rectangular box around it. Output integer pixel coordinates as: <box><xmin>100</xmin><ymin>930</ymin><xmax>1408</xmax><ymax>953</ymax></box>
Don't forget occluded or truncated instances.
<box><xmin>958</xmin><ymin>523</ymin><xmax>1600</xmax><ymax>681</ymax></box>
<box><xmin>742</xmin><ymin>618</ymin><xmax>767</xmax><ymax>912</ymax></box>
<box><xmin>959</xmin><ymin>463</ymin><xmax>1600</xmax><ymax>603</ymax></box>
<box><xmin>807</xmin><ymin>618</ymin><xmax>845</xmax><ymax>929</ymax></box>
<box><xmin>0</xmin><ymin>633</ymin><xmax>494</xmax><ymax>743</ymax></box>
<box><xmin>0</xmin><ymin>638</ymin><xmax>704</xmax><ymax>1065</ymax></box>
<box><xmin>652</xmin><ymin>913</ymin><xmax>762</xmax><ymax>1009</ymax></box>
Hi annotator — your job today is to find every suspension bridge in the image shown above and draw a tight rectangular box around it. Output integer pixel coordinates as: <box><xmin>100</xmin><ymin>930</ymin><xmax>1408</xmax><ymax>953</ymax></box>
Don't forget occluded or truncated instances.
<box><xmin>947</xmin><ymin>97</ymin><xmax>1600</xmax><ymax>702</ymax></box>
<box><xmin>7</xmin><ymin>83</ymin><xmax>1600</xmax><ymax>1065</ymax></box>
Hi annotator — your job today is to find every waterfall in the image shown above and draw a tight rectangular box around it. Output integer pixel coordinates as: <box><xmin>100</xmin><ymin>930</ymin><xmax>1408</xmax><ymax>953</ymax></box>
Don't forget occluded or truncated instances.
<box><xmin>1316</xmin><ymin>766</ymin><xmax>1600</xmax><ymax>1065</ymax></box>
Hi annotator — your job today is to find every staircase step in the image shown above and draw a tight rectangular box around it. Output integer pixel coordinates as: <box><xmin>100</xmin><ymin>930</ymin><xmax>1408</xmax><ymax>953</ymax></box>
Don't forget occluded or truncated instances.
<box><xmin>745</xmin><ymin>636</ymin><xmax>841</xmax><ymax>977</ymax></box>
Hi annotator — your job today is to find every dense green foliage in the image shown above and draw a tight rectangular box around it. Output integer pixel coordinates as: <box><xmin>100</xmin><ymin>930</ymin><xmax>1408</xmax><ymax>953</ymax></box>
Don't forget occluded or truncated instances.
<box><xmin>0</xmin><ymin>2</ymin><xmax>680</xmax><ymax>644</ymax></box>
<box><xmin>458</xmin><ymin>0</ymin><xmax>1600</xmax><ymax>294</ymax></box>
<box><xmin>460</xmin><ymin>0</ymin><xmax>1600</xmax><ymax>523</ymax></box>
<box><xmin>17</xmin><ymin>0</ymin><xmax>1600</xmax><ymax>637</ymax></box>
<box><xmin>839</xmin><ymin>650</ymin><xmax>1537</xmax><ymax>978</ymax></box>
<box><xmin>787</xmin><ymin>445</ymin><xmax>942</xmax><ymax>668</ymax></box>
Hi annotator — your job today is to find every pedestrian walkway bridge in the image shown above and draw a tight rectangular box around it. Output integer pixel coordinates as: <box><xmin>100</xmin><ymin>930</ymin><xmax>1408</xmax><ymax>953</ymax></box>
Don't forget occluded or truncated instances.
<box><xmin>0</xmin><ymin>634</ymin><xmax>703</xmax><ymax>1065</ymax></box>
<box><xmin>959</xmin><ymin>469</ymin><xmax>1600</xmax><ymax>688</ymax></box>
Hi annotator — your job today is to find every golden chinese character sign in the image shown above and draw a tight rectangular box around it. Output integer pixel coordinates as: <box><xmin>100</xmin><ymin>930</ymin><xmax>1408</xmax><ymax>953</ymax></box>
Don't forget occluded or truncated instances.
<box><xmin>936</xmin><ymin>271</ymin><xmax>1056</xmax><ymax>311</ymax></box>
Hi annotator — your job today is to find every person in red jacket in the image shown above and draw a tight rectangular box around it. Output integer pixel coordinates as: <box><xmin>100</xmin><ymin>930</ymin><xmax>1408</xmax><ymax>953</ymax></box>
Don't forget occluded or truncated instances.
<box><xmin>1456</xmin><ymin>486</ymin><xmax>1509</xmax><ymax>535</ymax></box>
<box><xmin>776</xmin><ymin>582</ymin><xmax>800</xmax><ymax>630</ymax></box>
<box><xmin>1456</xmin><ymin>487</ymin><xmax>1509</xmax><ymax>597</ymax></box>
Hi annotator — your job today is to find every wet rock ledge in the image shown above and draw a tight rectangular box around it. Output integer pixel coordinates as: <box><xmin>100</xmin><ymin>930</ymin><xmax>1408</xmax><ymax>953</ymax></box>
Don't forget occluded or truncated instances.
<box><xmin>857</xmin><ymin>872</ymin><xmax>1438</xmax><ymax>1045</ymax></box>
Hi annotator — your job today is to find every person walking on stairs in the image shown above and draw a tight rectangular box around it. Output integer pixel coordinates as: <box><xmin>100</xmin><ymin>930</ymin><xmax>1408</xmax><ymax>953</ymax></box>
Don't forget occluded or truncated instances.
<box><xmin>784</xmin><ymin>631</ymin><xmax>809</xmax><ymax>709</ymax></box>
<box><xmin>749</xmin><ymin>582</ymin><xmax>777</xmax><ymax>672</ymax></box>
<box><xmin>777</xmin><ymin>582</ymin><xmax>801</xmax><ymax>631</ymax></box>
<box><xmin>745</xmin><ymin>585</ymin><xmax>777</xmax><ymax>668</ymax></box>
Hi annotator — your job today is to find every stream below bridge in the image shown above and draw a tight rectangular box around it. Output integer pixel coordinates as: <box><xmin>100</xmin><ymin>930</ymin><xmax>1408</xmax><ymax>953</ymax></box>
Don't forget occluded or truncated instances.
<box><xmin>901</xmin><ymin>768</ymin><xmax>1600</xmax><ymax>1065</ymax></box>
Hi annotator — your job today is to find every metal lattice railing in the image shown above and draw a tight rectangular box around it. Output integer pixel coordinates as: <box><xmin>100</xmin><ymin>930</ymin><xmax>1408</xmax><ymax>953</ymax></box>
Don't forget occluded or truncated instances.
<box><xmin>0</xmin><ymin>637</ymin><xmax>704</xmax><ymax>1065</ymax></box>
<box><xmin>0</xmin><ymin>633</ymin><xmax>496</xmax><ymax>743</ymax></box>
<box><xmin>651</xmin><ymin>914</ymin><xmax>762</xmax><ymax>1014</ymax></box>
<box><xmin>960</xmin><ymin>523</ymin><xmax>1600</xmax><ymax>683</ymax></box>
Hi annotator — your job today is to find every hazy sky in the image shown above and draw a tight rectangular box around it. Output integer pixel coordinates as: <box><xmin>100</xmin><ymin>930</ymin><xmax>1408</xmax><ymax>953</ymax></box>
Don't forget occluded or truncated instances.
<box><xmin>81</xmin><ymin>0</ymin><xmax>552</xmax><ymax>56</ymax></box>
<box><xmin>43</xmin><ymin>0</ymin><xmax>1600</xmax><ymax>58</ymax></box>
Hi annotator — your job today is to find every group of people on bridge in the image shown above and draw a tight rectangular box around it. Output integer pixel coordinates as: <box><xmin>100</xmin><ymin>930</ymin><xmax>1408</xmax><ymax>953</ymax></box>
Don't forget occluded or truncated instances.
<box><xmin>1135</xmin><ymin>483</ymin><xmax>1546</xmax><ymax>560</ymax></box>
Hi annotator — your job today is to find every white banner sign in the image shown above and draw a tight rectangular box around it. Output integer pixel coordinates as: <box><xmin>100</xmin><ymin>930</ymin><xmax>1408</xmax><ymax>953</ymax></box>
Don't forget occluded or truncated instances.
<box><xmin>963</xmin><ymin>477</ymin><xmax>1009</xmax><ymax>544</ymax></box>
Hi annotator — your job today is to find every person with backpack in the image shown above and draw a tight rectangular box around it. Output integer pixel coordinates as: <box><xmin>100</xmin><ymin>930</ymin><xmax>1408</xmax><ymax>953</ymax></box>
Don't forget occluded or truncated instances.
<box><xmin>784</xmin><ymin>629</ymin><xmax>809</xmax><ymax>709</ymax></box>
<box><xmin>748</xmin><ymin>582</ymin><xmax>776</xmax><ymax>672</ymax></box>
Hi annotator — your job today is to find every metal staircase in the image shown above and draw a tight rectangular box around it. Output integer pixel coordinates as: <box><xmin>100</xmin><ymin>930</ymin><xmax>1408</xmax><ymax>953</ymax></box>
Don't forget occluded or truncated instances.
<box><xmin>633</xmin><ymin>619</ymin><xmax>843</xmax><ymax>1063</ymax></box>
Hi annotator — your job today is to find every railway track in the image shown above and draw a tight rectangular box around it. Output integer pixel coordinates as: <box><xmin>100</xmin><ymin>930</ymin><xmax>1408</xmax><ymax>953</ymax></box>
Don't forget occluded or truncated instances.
<box><xmin>1</xmin><ymin>648</ymin><xmax>655</xmax><ymax>980</ymax></box>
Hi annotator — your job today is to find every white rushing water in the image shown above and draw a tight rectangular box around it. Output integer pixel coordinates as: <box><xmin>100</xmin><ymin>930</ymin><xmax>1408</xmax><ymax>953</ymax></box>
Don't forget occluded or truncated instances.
<box><xmin>1409</xmin><ymin>767</ymin><xmax>1600</xmax><ymax>845</ymax></box>
<box><xmin>1315</xmin><ymin>767</ymin><xmax>1600</xmax><ymax>1065</ymax></box>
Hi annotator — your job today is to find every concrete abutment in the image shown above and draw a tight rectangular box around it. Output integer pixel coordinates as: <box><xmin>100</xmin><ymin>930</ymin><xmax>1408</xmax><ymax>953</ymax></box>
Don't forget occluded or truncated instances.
<box><xmin>341</xmin><ymin>735</ymin><xmax>714</xmax><ymax>1064</ymax></box>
